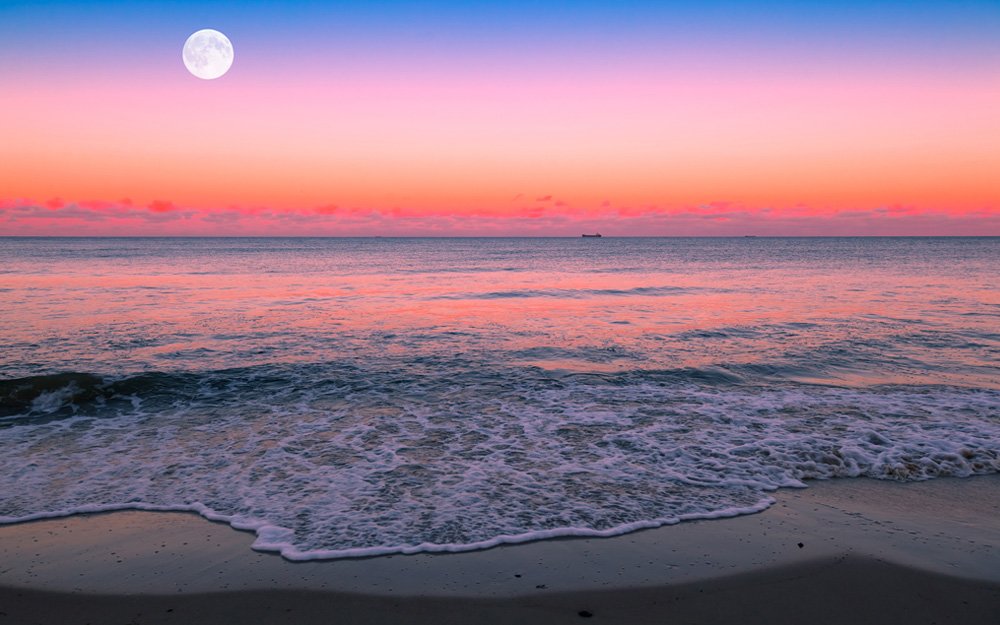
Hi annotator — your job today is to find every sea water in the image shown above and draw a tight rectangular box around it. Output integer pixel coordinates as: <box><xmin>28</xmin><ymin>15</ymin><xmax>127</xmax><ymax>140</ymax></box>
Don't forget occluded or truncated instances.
<box><xmin>0</xmin><ymin>237</ymin><xmax>997</xmax><ymax>559</ymax></box>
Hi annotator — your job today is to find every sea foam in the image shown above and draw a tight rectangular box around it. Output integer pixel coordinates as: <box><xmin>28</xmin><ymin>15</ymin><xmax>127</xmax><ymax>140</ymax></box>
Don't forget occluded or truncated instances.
<box><xmin>1</xmin><ymin>366</ymin><xmax>997</xmax><ymax>560</ymax></box>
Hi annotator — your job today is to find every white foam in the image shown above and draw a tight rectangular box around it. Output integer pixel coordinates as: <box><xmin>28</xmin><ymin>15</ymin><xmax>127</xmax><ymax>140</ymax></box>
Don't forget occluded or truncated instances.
<box><xmin>1</xmin><ymin>375</ymin><xmax>998</xmax><ymax>560</ymax></box>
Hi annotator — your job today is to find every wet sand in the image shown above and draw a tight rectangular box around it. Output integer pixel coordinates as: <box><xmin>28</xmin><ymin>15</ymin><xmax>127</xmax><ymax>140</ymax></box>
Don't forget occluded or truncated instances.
<box><xmin>1</xmin><ymin>476</ymin><xmax>998</xmax><ymax>624</ymax></box>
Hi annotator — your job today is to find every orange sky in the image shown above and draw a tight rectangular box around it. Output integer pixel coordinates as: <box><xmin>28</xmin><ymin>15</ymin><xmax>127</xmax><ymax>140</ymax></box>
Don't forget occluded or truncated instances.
<box><xmin>2</xmin><ymin>2</ymin><xmax>998</xmax><ymax>235</ymax></box>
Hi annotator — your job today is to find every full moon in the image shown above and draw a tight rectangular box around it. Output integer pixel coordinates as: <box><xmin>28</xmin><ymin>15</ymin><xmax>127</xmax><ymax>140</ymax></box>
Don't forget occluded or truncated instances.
<box><xmin>182</xmin><ymin>29</ymin><xmax>233</xmax><ymax>80</ymax></box>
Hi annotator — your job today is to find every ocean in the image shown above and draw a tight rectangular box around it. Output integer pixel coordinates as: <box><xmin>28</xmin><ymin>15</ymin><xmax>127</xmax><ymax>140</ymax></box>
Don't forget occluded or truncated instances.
<box><xmin>1</xmin><ymin>237</ymin><xmax>997</xmax><ymax>559</ymax></box>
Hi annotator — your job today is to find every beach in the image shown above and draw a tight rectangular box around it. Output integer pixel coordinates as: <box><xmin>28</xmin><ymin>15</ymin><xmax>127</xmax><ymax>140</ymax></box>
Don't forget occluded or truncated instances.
<box><xmin>2</xmin><ymin>475</ymin><xmax>998</xmax><ymax>624</ymax></box>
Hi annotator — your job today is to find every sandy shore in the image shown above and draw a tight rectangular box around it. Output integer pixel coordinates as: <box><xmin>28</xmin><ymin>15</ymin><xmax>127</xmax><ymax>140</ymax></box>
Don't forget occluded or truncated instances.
<box><xmin>1</xmin><ymin>476</ymin><xmax>998</xmax><ymax>624</ymax></box>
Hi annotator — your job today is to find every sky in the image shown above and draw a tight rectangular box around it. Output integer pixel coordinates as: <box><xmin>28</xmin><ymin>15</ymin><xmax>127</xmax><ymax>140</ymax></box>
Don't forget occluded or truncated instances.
<box><xmin>1</xmin><ymin>0</ymin><xmax>998</xmax><ymax>236</ymax></box>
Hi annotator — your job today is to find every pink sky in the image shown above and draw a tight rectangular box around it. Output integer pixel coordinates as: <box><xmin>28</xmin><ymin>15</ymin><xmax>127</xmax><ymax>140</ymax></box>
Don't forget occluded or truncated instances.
<box><xmin>2</xmin><ymin>6</ymin><xmax>998</xmax><ymax>235</ymax></box>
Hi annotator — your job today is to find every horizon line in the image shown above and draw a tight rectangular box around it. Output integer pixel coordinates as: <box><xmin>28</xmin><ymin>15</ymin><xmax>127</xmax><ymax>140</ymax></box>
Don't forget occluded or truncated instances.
<box><xmin>2</xmin><ymin>235</ymin><xmax>998</xmax><ymax>239</ymax></box>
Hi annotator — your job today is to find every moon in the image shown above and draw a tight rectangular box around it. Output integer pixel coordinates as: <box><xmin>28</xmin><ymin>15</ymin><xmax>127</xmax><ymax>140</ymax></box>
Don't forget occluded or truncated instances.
<box><xmin>182</xmin><ymin>29</ymin><xmax>233</xmax><ymax>80</ymax></box>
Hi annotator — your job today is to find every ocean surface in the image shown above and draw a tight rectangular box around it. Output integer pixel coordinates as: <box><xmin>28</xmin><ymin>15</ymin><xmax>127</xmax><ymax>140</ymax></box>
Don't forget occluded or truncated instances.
<box><xmin>1</xmin><ymin>237</ymin><xmax>998</xmax><ymax>559</ymax></box>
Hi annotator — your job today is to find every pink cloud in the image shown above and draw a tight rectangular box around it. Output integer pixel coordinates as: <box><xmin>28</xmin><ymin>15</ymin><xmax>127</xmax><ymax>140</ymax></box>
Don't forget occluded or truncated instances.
<box><xmin>147</xmin><ymin>200</ymin><xmax>178</xmax><ymax>213</ymax></box>
<box><xmin>77</xmin><ymin>199</ymin><xmax>119</xmax><ymax>211</ymax></box>
<box><xmin>0</xmin><ymin>198</ymin><xmax>997</xmax><ymax>237</ymax></box>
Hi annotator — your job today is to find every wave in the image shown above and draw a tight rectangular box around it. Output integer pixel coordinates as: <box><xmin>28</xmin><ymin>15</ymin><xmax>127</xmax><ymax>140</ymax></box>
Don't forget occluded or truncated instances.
<box><xmin>430</xmin><ymin>285</ymin><xmax>703</xmax><ymax>300</ymax></box>
<box><xmin>0</xmin><ymin>364</ymin><xmax>752</xmax><ymax>426</ymax></box>
<box><xmin>1</xmin><ymin>363</ymin><xmax>998</xmax><ymax>559</ymax></box>
<box><xmin>0</xmin><ymin>371</ymin><xmax>193</xmax><ymax>426</ymax></box>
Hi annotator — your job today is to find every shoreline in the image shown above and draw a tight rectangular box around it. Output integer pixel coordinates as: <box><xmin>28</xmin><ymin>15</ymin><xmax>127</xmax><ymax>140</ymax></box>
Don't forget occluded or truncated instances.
<box><xmin>2</xmin><ymin>475</ymin><xmax>998</xmax><ymax>623</ymax></box>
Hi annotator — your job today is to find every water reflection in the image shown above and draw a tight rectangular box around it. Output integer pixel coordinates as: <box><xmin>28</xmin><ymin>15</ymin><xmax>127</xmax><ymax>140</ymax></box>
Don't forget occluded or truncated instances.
<box><xmin>0</xmin><ymin>237</ymin><xmax>997</xmax><ymax>389</ymax></box>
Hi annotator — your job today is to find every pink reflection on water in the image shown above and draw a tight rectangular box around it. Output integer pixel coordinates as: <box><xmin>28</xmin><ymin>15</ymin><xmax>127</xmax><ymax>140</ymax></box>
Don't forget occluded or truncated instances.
<box><xmin>0</xmin><ymin>240</ymin><xmax>996</xmax><ymax>389</ymax></box>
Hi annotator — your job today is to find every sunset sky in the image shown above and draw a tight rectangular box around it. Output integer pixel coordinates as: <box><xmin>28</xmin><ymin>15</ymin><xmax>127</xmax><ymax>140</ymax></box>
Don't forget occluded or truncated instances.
<box><xmin>2</xmin><ymin>0</ymin><xmax>998</xmax><ymax>236</ymax></box>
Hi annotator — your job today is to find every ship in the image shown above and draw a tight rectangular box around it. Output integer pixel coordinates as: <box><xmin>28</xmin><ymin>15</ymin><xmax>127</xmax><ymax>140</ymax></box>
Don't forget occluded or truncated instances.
<box><xmin>581</xmin><ymin>233</ymin><xmax>602</xmax><ymax>238</ymax></box>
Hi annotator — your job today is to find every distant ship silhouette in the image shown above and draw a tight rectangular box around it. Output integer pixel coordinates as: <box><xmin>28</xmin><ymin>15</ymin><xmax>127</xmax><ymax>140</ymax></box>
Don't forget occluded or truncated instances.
<box><xmin>581</xmin><ymin>233</ymin><xmax>602</xmax><ymax>238</ymax></box>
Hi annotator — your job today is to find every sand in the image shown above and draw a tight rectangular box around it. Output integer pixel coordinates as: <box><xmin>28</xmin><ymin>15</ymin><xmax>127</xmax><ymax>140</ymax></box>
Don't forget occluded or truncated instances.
<box><xmin>1</xmin><ymin>475</ymin><xmax>998</xmax><ymax>624</ymax></box>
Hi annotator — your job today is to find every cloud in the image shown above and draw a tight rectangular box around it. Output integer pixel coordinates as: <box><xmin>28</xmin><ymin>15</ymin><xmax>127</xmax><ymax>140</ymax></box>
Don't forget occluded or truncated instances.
<box><xmin>0</xmin><ymin>197</ymin><xmax>997</xmax><ymax>236</ymax></box>
<box><xmin>147</xmin><ymin>200</ymin><xmax>178</xmax><ymax>213</ymax></box>
<box><xmin>77</xmin><ymin>199</ymin><xmax>118</xmax><ymax>211</ymax></box>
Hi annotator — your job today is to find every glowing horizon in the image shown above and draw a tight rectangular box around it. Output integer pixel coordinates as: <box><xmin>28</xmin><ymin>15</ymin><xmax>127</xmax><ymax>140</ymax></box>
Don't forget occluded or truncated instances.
<box><xmin>2</xmin><ymin>1</ymin><xmax>998</xmax><ymax>236</ymax></box>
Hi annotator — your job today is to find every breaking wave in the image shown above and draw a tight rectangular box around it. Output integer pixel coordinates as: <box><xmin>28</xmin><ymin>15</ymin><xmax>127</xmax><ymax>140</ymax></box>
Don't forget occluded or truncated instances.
<box><xmin>1</xmin><ymin>363</ymin><xmax>997</xmax><ymax>560</ymax></box>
